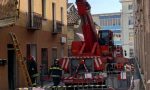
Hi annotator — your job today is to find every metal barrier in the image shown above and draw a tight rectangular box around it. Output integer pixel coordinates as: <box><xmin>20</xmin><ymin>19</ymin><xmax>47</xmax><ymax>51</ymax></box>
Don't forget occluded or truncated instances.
<box><xmin>17</xmin><ymin>69</ymin><xmax>133</xmax><ymax>90</ymax></box>
<box><xmin>17</xmin><ymin>85</ymin><xmax>112</xmax><ymax>90</ymax></box>
<box><xmin>131</xmin><ymin>58</ymin><xmax>146</xmax><ymax>90</ymax></box>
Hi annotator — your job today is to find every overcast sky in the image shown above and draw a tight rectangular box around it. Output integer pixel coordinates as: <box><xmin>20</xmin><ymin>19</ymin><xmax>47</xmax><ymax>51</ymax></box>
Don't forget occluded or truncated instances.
<box><xmin>68</xmin><ymin>0</ymin><xmax>122</xmax><ymax>14</ymax></box>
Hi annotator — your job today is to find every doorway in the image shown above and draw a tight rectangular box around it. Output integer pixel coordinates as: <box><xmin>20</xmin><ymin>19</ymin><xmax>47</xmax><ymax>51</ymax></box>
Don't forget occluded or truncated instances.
<box><xmin>7</xmin><ymin>44</ymin><xmax>16</xmax><ymax>90</ymax></box>
<box><xmin>51</xmin><ymin>47</ymin><xmax>57</xmax><ymax>65</ymax></box>
<box><xmin>27</xmin><ymin>44</ymin><xmax>37</xmax><ymax>61</ymax></box>
<box><xmin>41</xmin><ymin>48</ymin><xmax>48</xmax><ymax>75</ymax></box>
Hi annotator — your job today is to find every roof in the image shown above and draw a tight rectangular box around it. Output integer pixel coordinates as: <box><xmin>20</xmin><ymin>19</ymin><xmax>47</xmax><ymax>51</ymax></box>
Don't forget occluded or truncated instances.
<box><xmin>67</xmin><ymin>3</ymin><xmax>80</xmax><ymax>25</ymax></box>
<box><xmin>67</xmin><ymin>11</ymin><xmax>80</xmax><ymax>25</ymax></box>
<box><xmin>67</xmin><ymin>3</ymin><xmax>74</xmax><ymax>9</ymax></box>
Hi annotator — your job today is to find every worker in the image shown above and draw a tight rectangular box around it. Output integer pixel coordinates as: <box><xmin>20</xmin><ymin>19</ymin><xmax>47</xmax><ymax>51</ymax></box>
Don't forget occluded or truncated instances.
<box><xmin>26</xmin><ymin>56</ymin><xmax>38</xmax><ymax>86</ymax></box>
<box><xmin>49</xmin><ymin>59</ymin><xmax>62</xmax><ymax>86</ymax></box>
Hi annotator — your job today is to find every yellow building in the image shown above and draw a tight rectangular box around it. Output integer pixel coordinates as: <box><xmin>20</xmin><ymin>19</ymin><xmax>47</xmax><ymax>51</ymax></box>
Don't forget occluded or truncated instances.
<box><xmin>0</xmin><ymin>0</ymin><xmax>67</xmax><ymax>89</ymax></box>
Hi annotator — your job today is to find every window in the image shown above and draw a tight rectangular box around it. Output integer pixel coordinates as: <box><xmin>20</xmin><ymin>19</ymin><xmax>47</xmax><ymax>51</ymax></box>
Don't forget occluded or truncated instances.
<box><xmin>118</xmin><ymin>19</ymin><xmax>121</xmax><ymax>25</ymax></box>
<box><xmin>129</xmin><ymin>32</ymin><xmax>134</xmax><ymax>41</ymax></box>
<box><xmin>100</xmin><ymin>19</ymin><xmax>104</xmax><ymax>26</ymax></box>
<box><xmin>51</xmin><ymin>47</ymin><xmax>57</xmax><ymax>64</ymax></box>
<box><xmin>107</xmin><ymin>19</ymin><xmax>110</xmax><ymax>26</ymax></box>
<box><xmin>99</xmin><ymin>31</ymin><xmax>110</xmax><ymax>45</ymax></box>
<box><xmin>28</xmin><ymin>0</ymin><xmax>34</xmax><ymax>27</ymax></box>
<box><xmin>61</xmin><ymin>7</ymin><xmax>64</xmax><ymax>25</ymax></box>
<box><xmin>129</xmin><ymin>32</ymin><xmax>134</xmax><ymax>37</ymax></box>
<box><xmin>129</xmin><ymin>49</ymin><xmax>134</xmax><ymax>57</ymax></box>
<box><xmin>26</xmin><ymin>44</ymin><xmax>37</xmax><ymax>61</ymax></box>
<box><xmin>116</xmin><ymin>18</ymin><xmax>121</xmax><ymax>25</ymax></box>
<box><xmin>110</xmin><ymin>18</ymin><xmax>112</xmax><ymax>26</ymax></box>
<box><xmin>128</xmin><ymin>19</ymin><xmax>132</xmax><ymax>25</ymax></box>
<box><xmin>41</xmin><ymin>48</ymin><xmax>48</xmax><ymax>75</ymax></box>
<box><xmin>112</xmin><ymin>18</ymin><xmax>115</xmax><ymax>26</ymax></box>
<box><xmin>128</xmin><ymin>4</ymin><xmax>133</xmax><ymax>10</ymax></box>
<box><xmin>28</xmin><ymin>0</ymin><xmax>34</xmax><ymax>12</ymax></box>
<box><xmin>27</xmin><ymin>0</ymin><xmax>42</xmax><ymax>30</ymax></box>
<box><xmin>52</xmin><ymin>3</ymin><xmax>56</xmax><ymax>32</ymax></box>
<box><xmin>128</xmin><ymin>17</ymin><xmax>133</xmax><ymax>25</ymax></box>
<box><xmin>124</xmin><ymin>50</ymin><xmax>127</xmax><ymax>56</ymax></box>
<box><xmin>61</xmin><ymin>47</ymin><xmax>64</xmax><ymax>58</ymax></box>
<box><xmin>105</xmin><ymin>19</ymin><xmax>108</xmax><ymax>26</ymax></box>
<box><xmin>104</xmin><ymin>19</ymin><xmax>106</xmax><ymax>26</ymax></box>
<box><xmin>42</xmin><ymin>0</ymin><xmax>46</xmax><ymax>18</ymax></box>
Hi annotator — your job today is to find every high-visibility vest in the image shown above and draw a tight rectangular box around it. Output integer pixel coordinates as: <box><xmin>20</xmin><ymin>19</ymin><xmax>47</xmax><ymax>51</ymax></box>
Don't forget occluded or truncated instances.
<box><xmin>49</xmin><ymin>67</ymin><xmax>62</xmax><ymax>70</ymax></box>
<box><xmin>49</xmin><ymin>66</ymin><xmax>62</xmax><ymax>77</ymax></box>
<box><xmin>32</xmin><ymin>73</ymin><xmax>39</xmax><ymax>78</ymax></box>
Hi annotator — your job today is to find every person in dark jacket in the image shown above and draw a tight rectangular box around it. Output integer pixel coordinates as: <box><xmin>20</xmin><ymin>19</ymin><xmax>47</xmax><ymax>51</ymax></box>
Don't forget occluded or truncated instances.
<box><xmin>26</xmin><ymin>56</ymin><xmax>38</xmax><ymax>86</ymax></box>
<box><xmin>49</xmin><ymin>59</ymin><xmax>62</xmax><ymax>86</ymax></box>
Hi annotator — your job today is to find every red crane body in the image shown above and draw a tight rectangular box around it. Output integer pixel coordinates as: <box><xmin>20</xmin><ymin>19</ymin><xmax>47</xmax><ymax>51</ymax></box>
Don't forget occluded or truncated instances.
<box><xmin>76</xmin><ymin>0</ymin><xmax>98</xmax><ymax>52</ymax></box>
<box><xmin>71</xmin><ymin>0</ymin><xmax>113</xmax><ymax>56</ymax></box>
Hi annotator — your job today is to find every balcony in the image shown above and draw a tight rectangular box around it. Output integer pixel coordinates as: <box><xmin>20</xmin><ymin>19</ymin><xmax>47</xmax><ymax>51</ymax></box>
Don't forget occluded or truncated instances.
<box><xmin>0</xmin><ymin>17</ymin><xmax>16</xmax><ymax>27</ymax></box>
<box><xmin>27</xmin><ymin>12</ymin><xmax>42</xmax><ymax>30</ymax></box>
<box><xmin>52</xmin><ymin>21</ymin><xmax>63</xmax><ymax>35</ymax></box>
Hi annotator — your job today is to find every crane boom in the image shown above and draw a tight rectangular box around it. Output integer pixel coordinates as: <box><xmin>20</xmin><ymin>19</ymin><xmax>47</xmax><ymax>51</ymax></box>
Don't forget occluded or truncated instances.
<box><xmin>76</xmin><ymin>0</ymin><xmax>98</xmax><ymax>53</ymax></box>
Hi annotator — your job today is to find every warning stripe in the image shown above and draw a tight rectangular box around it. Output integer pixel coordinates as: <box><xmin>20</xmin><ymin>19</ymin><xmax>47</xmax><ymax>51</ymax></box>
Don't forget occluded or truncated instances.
<box><xmin>125</xmin><ymin>64</ymin><xmax>131</xmax><ymax>71</ymax></box>
<box><xmin>83</xmin><ymin>63</ymin><xmax>88</xmax><ymax>72</ymax></box>
<box><xmin>61</xmin><ymin>58</ymin><xmax>66</xmax><ymax>69</ymax></box>
<box><xmin>64</xmin><ymin>76</ymin><xmax>73</xmax><ymax>80</ymax></box>
<box><xmin>69</xmin><ymin>76</ymin><xmax>73</xmax><ymax>79</ymax></box>
<box><xmin>64</xmin><ymin>58</ymin><xmax>69</xmax><ymax>70</ymax></box>
<box><xmin>94</xmin><ymin>57</ymin><xmax>99</xmax><ymax>69</ymax></box>
<box><xmin>97</xmin><ymin>57</ymin><xmax>102</xmax><ymax>65</ymax></box>
<box><xmin>94</xmin><ymin>57</ymin><xmax>103</xmax><ymax>70</ymax></box>
<box><xmin>61</xmin><ymin>58</ymin><xmax>69</xmax><ymax>71</ymax></box>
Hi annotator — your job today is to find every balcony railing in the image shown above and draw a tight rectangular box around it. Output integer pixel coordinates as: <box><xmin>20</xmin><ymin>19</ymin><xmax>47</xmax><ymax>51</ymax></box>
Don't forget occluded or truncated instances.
<box><xmin>27</xmin><ymin>12</ymin><xmax>42</xmax><ymax>30</ymax></box>
<box><xmin>52</xmin><ymin>21</ymin><xmax>63</xmax><ymax>34</ymax></box>
<box><xmin>57</xmin><ymin>21</ymin><xmax>63</xmax><ymax>32</ymax></box>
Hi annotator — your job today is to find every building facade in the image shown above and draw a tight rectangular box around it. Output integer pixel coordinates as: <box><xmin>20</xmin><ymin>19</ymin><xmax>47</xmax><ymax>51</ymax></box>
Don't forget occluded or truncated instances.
<box><xmin>134</xmin><ymin>0</ymin><xmax>150</xmax><ymax>89</ymax></box>
<box><xmin>67</xmin><ymin>3</ymin><xmax>80</xmax><ymax>56</ymax></box>
<box><xmin>120</xmin><ymin>0</ymin><xmax>134</xmax><ymax>59</ymax></box>
<box><xmin>92</xmin><ymin>12</ymin><xmax>122</xmax><ymax>46</ymax></box>
<box><xmin>0</xmin><ymin>0</ymin><xmax>16</xmax><ymax>27</ymax></box>
<box><xmin>0</xmin><ymin>0</ymin><xmax>67</xmax><ymax>90</ymax></box>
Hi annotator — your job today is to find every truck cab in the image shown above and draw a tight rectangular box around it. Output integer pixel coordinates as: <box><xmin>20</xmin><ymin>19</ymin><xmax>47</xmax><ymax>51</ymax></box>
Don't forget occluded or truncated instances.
<box><xmin>98</xmin><ymin>30</ymin><xmax>114</xmax><ymax>56</ymax></box>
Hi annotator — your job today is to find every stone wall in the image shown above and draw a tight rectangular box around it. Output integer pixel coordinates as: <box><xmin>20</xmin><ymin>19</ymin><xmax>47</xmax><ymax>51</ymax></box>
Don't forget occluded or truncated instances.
<box><xmin>0</xmin><ymin>0</ymin><xmax>16</xmax><ymax>19</ymax></box>
<box><xmin>134</xmin><ymin>0</ymin><xmax>150</xmax><ymax>89</ymax></box>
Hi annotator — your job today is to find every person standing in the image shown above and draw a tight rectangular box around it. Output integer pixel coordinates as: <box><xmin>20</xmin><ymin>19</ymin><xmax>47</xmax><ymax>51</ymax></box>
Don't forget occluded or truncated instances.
<box><xmin>27</xmin><ymin>56</ymin><xmax>38</xmax><ymax>86</ymax></box>
<box><xmin>49</xmin><ymin>59</ymin><xmax>62</xmax><ymax>86</ymax></box>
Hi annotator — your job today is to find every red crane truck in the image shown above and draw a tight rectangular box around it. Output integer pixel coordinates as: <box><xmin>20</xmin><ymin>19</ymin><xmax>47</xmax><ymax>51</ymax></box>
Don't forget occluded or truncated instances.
<box><xmin>59</xmin><ymin>0</ymin><xmax>130</xmax><ymax>89</ymax></box>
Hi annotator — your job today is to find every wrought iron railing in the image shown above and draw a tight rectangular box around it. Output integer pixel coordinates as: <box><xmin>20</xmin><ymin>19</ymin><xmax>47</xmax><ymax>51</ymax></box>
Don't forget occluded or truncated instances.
<box><xmin>52</xmin><ymin>21</ymin><xmax>63</xmax><ymax>34</ymax></box>
<box><xmin>132</xmin><ymin>58</ymin><xmax>146</xmax><ymax>90</ymax></box>
<box><xmin>27</xmin><ymin>12</ymin><xmax>42</xmax><ymax>30</ymax></box>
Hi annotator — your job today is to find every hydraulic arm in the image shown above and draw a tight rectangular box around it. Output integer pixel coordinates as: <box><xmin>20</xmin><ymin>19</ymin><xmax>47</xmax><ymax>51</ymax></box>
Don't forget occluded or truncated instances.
<box><xmin>76</xmin><ymin>0</ymin><xmax>98</xmax><ymax>53</ymax></box>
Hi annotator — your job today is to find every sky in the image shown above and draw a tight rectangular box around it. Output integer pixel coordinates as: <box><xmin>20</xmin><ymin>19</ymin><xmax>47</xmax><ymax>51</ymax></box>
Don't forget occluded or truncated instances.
<box><xmin>68</xmin><ymin>0</ymin><xmax>122</xmax><ymax>14</ymax></box>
